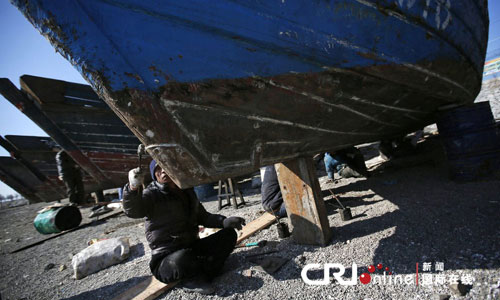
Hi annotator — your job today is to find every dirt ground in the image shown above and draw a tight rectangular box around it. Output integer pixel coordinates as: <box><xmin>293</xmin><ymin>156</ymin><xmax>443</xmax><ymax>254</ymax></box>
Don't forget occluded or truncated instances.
<box><xmin>0</xmin><ymin>134</ymin><xmax>499</xmax><ymax>300</ymax></box>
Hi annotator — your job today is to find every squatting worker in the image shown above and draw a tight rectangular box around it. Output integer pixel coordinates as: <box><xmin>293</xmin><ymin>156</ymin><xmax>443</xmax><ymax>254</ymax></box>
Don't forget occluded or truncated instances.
<box><xmin>122</xmin><ymin>160</ymin><xmax>245</xmax><ymax>295</ymax></box>
<box><xmin>56</xmin><ymin>150</ymin><xmax>84</xmax><ymax>205</ymax></box>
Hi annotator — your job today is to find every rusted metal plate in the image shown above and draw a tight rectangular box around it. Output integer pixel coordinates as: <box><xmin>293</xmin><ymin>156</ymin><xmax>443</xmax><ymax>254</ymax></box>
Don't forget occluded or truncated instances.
<box><xmin>10</xmin><ymin>0</ymin><xmax>489</xmax><ymax>188</ymax></box>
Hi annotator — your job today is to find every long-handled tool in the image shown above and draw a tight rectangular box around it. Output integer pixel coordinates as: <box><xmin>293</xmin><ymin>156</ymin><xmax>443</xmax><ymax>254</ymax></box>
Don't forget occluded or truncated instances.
<box><xmin>137</xmin><ymin>144</ymin><xmax>146</xmax><ymax>190</ymax></box>
<box><xmin>328</xmin><ymin>189</ymin><xmax>352</xmax><ymax>221</ymax></box>
<box><xmin>137</xmin><ymin>144</ymin><xmax>145</xmax><ymax>172</ymax></box>
<box><xmin>328</xmin><ymin>189</ymin><xmax>346</xmax><ymax>209</ymax></box>
<box><xmin>236</xmin><ymin>240</ymin><xmax>267</xmax><ymax>248</ymax></box>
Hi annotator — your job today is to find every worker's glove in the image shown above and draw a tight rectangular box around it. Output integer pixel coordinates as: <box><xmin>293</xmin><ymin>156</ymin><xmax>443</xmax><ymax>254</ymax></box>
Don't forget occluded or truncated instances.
<box><xmin>223</xmin><ymin>216</ymin><xmax>246</xmax><ymax>230</ymax></box>
<box><xmin>128</xmin><ymin>168</ymin><xmax>145</xmax><ymax>190</ymax></box>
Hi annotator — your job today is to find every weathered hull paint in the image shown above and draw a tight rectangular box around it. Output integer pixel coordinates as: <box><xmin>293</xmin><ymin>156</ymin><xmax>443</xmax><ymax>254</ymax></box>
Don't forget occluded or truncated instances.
<box><xmin>11</xmin><ymin>0</ymin><xmax>489</xmax><ymax>187</ymax></box>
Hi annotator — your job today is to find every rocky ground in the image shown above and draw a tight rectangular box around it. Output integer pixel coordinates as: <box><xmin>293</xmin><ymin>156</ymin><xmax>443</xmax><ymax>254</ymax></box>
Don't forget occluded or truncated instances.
<box><xmin>0</xmin><ymin>134</ymin><xmax>499</xmax><ymax>300</ymax></box>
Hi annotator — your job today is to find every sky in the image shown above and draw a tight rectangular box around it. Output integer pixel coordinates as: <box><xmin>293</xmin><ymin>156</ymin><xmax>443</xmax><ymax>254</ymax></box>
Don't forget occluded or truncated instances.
<box><xmin>0</xmin><ymin>1</ymin><xmax>499</xmax><ymax>196</ymax></box>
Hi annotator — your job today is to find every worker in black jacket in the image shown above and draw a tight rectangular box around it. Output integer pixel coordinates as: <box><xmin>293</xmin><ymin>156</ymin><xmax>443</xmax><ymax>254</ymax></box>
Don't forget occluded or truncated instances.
<box><xmin>56</xmin><ymin>150</ymin><xmax>84</xmax><ymax>205</ymax></box>
<box><xmin>122</xmin><ymin>160</ymin><xmax>245</xmax><ymax>295</ymax></box>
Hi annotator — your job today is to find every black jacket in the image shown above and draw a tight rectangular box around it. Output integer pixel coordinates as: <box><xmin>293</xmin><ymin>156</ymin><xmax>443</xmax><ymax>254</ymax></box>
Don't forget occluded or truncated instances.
<box><xmin>122</xmin><ymin>181</ymin><xmax>226</xmax><ymax>255</ymax></box>
<box><xmin>55</xmin><ymin>150</ymin><xmax>79</xmax><ymax>178</ymax></box>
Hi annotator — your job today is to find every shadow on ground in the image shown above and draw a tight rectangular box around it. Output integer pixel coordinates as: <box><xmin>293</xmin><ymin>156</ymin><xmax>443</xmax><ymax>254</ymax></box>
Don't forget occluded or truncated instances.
<box><xmin>326</xmin><ymin>140</ymin><xmax>500</xmax><ymax>275</ymax></box>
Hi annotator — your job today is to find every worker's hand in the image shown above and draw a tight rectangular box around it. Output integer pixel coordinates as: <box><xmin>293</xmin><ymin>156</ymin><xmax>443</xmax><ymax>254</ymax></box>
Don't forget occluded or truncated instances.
<box><xmin>58</xmin><ymin>176</ymin><xmax>63</xmax><ymax>181</ymax></box>
<box><xmin>128</xmin><ymin>168</ymin><xmax>145</xmax><ymax>191</ymax></box>
<box><xmin>223</xmin><ymin>216</ymin><xmax>246</xmax><ymax>230</ymax></box>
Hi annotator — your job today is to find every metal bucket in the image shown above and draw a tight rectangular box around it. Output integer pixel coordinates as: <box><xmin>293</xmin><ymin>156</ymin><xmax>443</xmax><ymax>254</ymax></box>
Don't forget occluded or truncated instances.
<box><xmin>339</xmin><ymin>207</ymin><xmax>353</xmax><ymax>221</ymax></box>
<box><xmin>437</xmin><ymin>102</ymin><xmax>500</xmax><ymax>182</ymax></box>
<box><xmin>34</xmin><ymin>206</ymin><xmax>82</xmax><ymax>234</ymax></box>
<box><xmin>276</xmin><ymin>222</ymin><xmax>290</xmax><ymax>239</ymax></box>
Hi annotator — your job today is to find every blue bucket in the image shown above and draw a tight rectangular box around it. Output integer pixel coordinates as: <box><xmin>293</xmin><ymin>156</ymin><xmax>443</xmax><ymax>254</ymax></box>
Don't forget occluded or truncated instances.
<box><xmin>194</xmin><ymin>183</ymin><xmax>216</xmax><ymax>201</ymax></box>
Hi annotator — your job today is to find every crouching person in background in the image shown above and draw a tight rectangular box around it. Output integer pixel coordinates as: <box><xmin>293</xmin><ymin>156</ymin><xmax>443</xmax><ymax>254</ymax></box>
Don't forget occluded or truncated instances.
<box><xmin>122</xmin><ymin>160</ymin><xmax>245</xmax><ymax>295</ymax></box>
<box><xmin>324</xmin><ymin>146</ymin><xmax>369</xmax><ymax>180</ymax></box>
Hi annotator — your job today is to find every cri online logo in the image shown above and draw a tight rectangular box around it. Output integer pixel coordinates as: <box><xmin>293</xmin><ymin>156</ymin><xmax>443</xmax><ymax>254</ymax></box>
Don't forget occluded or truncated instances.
<box><xmin>301</xmin><ymin>263</ymin><xmax>392</xmax><ymax>285</ymax></box>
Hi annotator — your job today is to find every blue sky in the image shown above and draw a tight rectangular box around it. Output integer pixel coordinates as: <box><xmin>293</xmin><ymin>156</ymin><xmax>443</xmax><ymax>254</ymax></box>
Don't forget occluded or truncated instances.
<box><xmin>0</xmin><ymin>2</ymin><xmax>85</xmax><ymax>196</ymax></box>
<box><xmin>487</xmin><ymin>1</ymin><xmax>500</xmax><ymax>60</ymax></box>
<box><xmin>0</xmin><ymin>1</ymin><xmax>499</xmax><ymax>196</ymax></box>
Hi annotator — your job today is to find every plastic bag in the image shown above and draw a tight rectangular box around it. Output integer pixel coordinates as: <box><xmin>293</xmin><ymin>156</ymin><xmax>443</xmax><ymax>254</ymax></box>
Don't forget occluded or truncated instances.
<box><xmin>72</xmin><ymin>237</ymin><xmax>130</xmax><ymax>279</ymax></box>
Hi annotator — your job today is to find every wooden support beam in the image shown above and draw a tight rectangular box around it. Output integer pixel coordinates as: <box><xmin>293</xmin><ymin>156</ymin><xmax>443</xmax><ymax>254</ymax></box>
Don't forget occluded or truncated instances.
<box><xmin>275</xmin><ymin>157</ymin><xmax>332</xmax><ymax>245</ymax></box>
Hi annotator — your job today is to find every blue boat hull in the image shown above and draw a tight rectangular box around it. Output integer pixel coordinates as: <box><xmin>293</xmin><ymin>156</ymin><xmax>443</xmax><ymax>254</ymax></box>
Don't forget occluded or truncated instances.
<box><xmin>11</xmin><ymin>0</ymin><xmax>489</xmax><ymax>187</ymax></box>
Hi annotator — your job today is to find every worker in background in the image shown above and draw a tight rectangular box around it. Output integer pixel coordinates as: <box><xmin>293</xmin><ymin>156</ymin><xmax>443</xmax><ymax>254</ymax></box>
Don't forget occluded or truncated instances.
<box><xmin>324</xmin><ymin>146</ymin><xmax>369</xmax><ymax>180</ymax></box>
<box><xmin>123</xmin><ymin>160</ymin><xmax>245</xmax><ymax>295</ymax></box>
<box><xmin>56</xmin><ymin>150</ymin><xmax>84</xmax><ymax>205</ymax></box>
<box><xmin>379</xmin><ymin>130</ymin><xmax>423</xmax><ymax>160</ymax></box>
<box><xmin>260</xmin><ymin>165</ymin><xmax>287</xmax><ymax>218</ymax></box>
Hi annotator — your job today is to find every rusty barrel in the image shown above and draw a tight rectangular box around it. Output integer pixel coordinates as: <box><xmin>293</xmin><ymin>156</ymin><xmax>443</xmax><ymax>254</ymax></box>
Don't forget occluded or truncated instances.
<box><xmin>437</xmin><ymin>102</ymin><xmax>500</xmax><ymax>182</ymax></box>
<box><xmin>34</xmin><ymin>206</ymin><xmax>82</xmax><ymax>234</ymax></box>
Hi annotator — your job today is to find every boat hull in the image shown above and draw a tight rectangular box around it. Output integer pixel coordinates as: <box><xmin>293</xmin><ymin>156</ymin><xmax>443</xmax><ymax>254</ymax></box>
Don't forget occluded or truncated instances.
<box><xmin>12</xmin><ymin>0</ymin><xmax>489</xmax><ymax>187</ymax></box>
<box><xmin>0</xmin><ymin>76</ymin><xmax>150</xmax><ymax>192</ymax></box>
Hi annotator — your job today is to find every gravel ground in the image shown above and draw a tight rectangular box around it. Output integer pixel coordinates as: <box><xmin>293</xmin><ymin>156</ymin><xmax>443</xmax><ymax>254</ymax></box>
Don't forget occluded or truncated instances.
<box><xmin>0</xmin><ymin>135</ymin><xmax>499</xmax><ymax>300</ymax></box>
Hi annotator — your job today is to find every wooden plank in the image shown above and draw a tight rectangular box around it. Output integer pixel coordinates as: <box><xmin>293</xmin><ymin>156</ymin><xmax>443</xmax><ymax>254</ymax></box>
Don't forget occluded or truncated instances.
<box><xmin>3</xmin><ymin>135</ymin><xmax>56</xmax><ymax>152</ymax></box>
<box><xmin>275</xmin><ymin>157</ymin><xmax>332</xmax><ymax>245</ymax></box>
<box><xmin>20</xmin><ymin>74</ymin><xmax>102</xmax><ymax>107</ymax></box>
<box><xmin>236</xmin><ymin>211</ymin><xmax>276</xmax><ymax>244</ymax></box>
<box><xmin>111</xmin><ymin>277</ymin><xmax>176</xmax><ymax>300</ymax></box>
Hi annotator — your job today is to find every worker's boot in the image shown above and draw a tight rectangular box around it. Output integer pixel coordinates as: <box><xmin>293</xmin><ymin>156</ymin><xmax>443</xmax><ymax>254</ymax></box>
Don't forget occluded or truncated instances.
<box><xmin>180</xmin><ymin>276</ymin><xmax>215</xmax><ymax>295</ymax></box>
